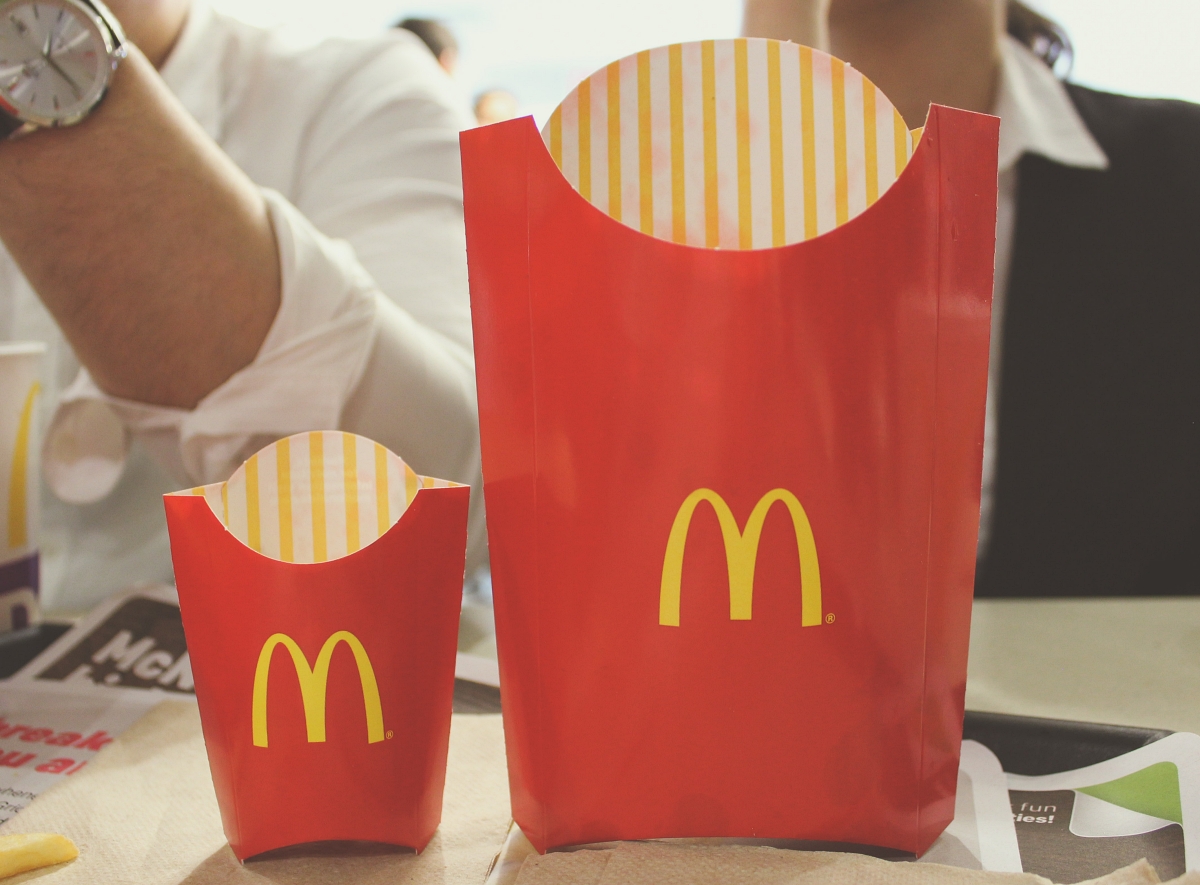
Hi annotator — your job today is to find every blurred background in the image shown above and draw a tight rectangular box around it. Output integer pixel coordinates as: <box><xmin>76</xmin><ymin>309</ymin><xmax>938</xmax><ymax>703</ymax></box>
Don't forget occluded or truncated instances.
<box><xmin>210</xmin><ymin>0</ymin><xmax>1200</xmax><ymax>127</ymax></box>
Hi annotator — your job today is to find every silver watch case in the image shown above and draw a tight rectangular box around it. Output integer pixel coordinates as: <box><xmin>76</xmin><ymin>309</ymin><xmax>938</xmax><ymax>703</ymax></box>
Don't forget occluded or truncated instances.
<box><xmin>0</xmin><ymin>0</ymin><xmax>127</xmax><ymax>135</ymax></box>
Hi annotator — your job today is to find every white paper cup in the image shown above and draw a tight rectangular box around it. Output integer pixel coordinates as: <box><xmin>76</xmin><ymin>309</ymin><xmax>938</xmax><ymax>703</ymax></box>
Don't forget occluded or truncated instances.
<box><xmin>0</xmin><ymin>342</ymin><xmax>45</xmax><ymax>635</ymax></box>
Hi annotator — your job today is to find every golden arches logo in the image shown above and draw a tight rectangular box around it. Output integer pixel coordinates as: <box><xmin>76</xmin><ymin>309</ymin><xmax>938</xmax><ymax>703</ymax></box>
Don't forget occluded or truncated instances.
<box><xmin>659</xmin><ymin>488</ymin><xmax>822</xmax><ymax>627</ymax></box>
<box><xmin>251</xmin><ymin>631</ymin><xmax>384</xmax><ymax>748</ymax></box>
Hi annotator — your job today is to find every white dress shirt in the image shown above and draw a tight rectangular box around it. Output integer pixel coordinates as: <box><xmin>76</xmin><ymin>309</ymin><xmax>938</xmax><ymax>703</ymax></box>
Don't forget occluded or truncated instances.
<box><xmin>0</xmin><ymin>3</ymin><xmax>484</xmax><ymax>612</ymax></box>
<box><xmin>977</xmin><ymin>36</ymin><xmax>1108</xmax><ymax>554</ymax></box>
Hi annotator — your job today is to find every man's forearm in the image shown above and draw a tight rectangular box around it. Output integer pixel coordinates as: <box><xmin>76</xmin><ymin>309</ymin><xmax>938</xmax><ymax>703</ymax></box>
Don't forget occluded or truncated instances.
<box><xmin>0</xmin><ymin>45</ymin><xmax>280</xmax><ymax>409</ymax></box>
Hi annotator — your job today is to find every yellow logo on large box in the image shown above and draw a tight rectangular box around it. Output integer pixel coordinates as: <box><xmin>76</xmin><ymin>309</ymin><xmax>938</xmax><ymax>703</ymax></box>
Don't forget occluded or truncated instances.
<box><xmin>660</xmin><ymin>488</ymin><xmax>822</xmax><ymax>627</ymax></box>
<box><xmin>252</xmin><ymin>631</ymin><xmax>384</xmax><ymax>747</ymax></box>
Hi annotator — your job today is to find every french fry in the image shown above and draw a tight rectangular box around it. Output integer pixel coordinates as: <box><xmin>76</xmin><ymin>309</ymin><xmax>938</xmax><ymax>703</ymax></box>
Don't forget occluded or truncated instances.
<box><xmin>0</xmin><ymin>833</ymin><xmax>79</xmax><ymax>879</ymax></box>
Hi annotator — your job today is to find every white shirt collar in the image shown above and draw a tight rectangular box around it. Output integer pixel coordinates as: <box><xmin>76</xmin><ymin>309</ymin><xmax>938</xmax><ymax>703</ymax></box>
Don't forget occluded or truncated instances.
<box><xmin>158</xmin><ymin>1</ymin><xmax>223</xmax><ymax>142</ymax></box>
<box><xmin>993</xmin><ymin>34</ymin><xmax>1108</xmax><ymax>173</ymax></box>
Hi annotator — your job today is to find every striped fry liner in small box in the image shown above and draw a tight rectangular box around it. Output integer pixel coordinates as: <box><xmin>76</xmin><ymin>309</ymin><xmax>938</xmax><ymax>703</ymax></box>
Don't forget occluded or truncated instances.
<box><xmin>179</xmin><ymin>431</ymin><xmax>460</xmax><ymax>564</ymax></box>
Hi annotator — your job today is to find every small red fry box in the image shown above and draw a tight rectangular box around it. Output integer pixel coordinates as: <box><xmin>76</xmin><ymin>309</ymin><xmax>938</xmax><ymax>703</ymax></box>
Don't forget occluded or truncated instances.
<box><xmin>463</xmin><ymin>40</ymin><xmax>998</xmax><ymax>855</ymax></box>
<box><xmin>164</xmin><ymin>431</ymin><xmax>468</xmax><ymax>860</ymax></box>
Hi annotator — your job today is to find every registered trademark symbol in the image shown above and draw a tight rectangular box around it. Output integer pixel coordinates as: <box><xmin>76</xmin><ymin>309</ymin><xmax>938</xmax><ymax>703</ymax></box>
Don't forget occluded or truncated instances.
<box><xmin>825</xmin><ymin>613</ymin><xmax>836</xmax><ymax>624</ymax></box>
<box><xmin>386</xmin><ymin>730</ymin><xmax>394</xmax><ymax>740</ymax></box>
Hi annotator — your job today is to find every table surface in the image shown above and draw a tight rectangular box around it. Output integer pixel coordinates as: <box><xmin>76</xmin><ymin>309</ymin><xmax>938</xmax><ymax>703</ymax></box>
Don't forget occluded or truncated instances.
<box><xmin>2</xmin><ymin>595</ymin><xmax>1196</xmax><ymax>884</ymax></box>
<box><xmin>457</xmin><ymin>596</ymin><xmax>1200</xmax><ymax>735</ymax></box>
<box><xmin>0</xmin><ymin>705</ymin><xmax>512</xmax><ymax>885</ymax></box>
<box><xmin>7</xmin><ymin>596</ymin><xmax>1195</xmax><ymax>731</ymax></box>
<box><xmin>966</xmin><ymin>597</ymin><xmax>1200</xmax><ymax>735</ymax></box>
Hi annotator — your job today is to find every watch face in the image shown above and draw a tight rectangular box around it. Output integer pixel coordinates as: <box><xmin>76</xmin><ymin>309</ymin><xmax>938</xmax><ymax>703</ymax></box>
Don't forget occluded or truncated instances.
<box><xmin>0</xmin><ymin>0</ymin><xmax>113</xmax><ymax>127</ymax></box>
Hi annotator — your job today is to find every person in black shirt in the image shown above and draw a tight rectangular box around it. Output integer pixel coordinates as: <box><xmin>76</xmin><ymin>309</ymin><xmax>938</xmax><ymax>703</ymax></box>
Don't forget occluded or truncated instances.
<box><xmin>744</xmin><ymin>0</ymin><xmax>1198</xmax><ymax>597</ymax></box>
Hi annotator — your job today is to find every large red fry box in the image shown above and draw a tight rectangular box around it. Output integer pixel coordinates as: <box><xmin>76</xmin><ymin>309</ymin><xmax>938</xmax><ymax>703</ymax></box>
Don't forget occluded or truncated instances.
<box><xmin>463</xmin><ymin>40</ymin><xmax>997</xmax><ymax>855</ymax></box>
<box><xmin>164</xmin><ymin>431</ymin><xmax>468</xmax><ymax>860</ymax></box>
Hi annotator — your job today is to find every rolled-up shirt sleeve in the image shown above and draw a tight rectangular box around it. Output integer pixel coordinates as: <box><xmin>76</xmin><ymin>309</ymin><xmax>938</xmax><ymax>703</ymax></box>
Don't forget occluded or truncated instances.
<box><xmin>47</xmin><ymin>190</ymin><xmax>379</xmax><ymax>489</ymax></box>
<box><xmin>44</xmin><ymin>35</ymin><xmax>486</xmax><ymax>571</ymax></box>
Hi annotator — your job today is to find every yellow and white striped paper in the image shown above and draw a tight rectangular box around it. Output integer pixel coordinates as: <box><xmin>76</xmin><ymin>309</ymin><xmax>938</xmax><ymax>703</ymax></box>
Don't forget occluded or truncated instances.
<box><xmin>170</xmin><ymin>431</ymin><xmax>459</xmax><ymax>564</ymax></box>
<box><xmin>543</xmin><ymin>39</ymin><xmax>915</xmax><ymax>249</ymax></box>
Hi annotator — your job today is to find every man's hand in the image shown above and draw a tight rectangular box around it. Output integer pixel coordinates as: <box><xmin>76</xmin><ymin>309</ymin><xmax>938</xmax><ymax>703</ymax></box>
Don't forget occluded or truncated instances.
<box><xmin>742</xmin><ymin>0</ymin><xmax>1002</xmax><ymax>129</ymax></box>
<box><xmin>0</xmin><ymin>44</ymin><xmax>281</xmax><ymax>410</ymax></box>
<box><xmin>742</xmin><ymin>0</ymin><xmax>831</xmax><ymax>49</ymax></box>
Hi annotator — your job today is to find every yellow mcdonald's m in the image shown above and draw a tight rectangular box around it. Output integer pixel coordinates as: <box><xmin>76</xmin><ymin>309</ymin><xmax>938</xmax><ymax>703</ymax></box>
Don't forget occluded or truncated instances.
<box><xmin>660</xmin><ymin>488</ymin><xmax>822</xmax><ymax>627</ymax></box>
<box><xmin>251</xmin><ymin>631</ymin><xmax>384</xmax><ymax>748</ymax></box>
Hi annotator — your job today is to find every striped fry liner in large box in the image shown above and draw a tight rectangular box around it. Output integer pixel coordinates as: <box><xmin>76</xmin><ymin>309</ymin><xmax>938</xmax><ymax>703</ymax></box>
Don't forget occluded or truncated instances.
<box><xmin>544</xmin><ymin>38</ymin><xmax>918</xmax><ymax>250</ymax></box>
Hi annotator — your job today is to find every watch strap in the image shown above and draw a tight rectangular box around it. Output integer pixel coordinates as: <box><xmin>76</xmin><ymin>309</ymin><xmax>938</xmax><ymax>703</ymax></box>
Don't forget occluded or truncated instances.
<box><xmin>0</xmin><ymin>110</ymin><xmax>26</xmax><ymax>141</ymax></box>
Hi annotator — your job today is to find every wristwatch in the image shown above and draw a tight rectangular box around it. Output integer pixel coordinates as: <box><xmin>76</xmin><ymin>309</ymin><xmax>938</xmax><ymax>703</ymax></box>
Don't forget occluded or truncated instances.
<box><xmin>0</xmin><ymin>0</ymin><xmax>126</xmax><ymax>140</ymax></box>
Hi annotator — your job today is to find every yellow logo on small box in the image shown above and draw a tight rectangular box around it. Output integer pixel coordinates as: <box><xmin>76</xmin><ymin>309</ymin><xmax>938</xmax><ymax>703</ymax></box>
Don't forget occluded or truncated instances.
<box><xmin>251</xmin><ymin>631</ymin><xmax>384</xmax><ymax>748</ymax></box>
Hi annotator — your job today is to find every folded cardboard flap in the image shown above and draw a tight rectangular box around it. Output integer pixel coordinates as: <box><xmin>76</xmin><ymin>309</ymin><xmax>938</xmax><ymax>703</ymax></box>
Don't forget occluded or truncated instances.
<box><xmin>169</xmin><ymin>430</ymin><xmax>461</xmax><ymax>563</ymax></box>
<box><xmin>543</xmin><ymin>38</ymin><xmax>917</xmax><ymax>249</ymax></box>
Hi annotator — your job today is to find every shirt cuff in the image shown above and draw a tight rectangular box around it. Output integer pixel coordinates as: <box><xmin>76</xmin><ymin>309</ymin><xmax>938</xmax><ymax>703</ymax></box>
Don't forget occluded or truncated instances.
<box><xmin>43</xmin><ymin>189</ymin><xmax>379</xmax><ymax>504</ymax></box>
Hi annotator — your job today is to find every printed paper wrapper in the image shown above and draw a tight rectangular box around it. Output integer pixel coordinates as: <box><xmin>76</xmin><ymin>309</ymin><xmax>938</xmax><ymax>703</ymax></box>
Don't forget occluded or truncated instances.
<box><xmin>462</xmin><ymin>38</ymin><xmax>998</xmax><ymax>855</ymax></box>
<box><xmin>164</xmin><ymin>431</ymin><xmax>469</xmax><ymax>860</ymax></box>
